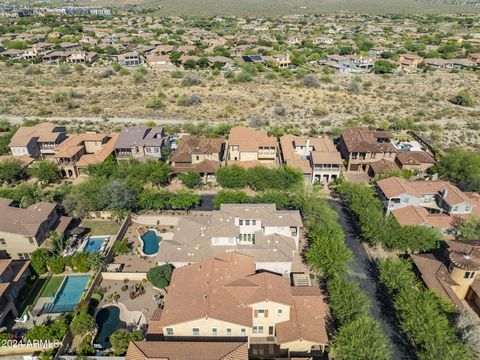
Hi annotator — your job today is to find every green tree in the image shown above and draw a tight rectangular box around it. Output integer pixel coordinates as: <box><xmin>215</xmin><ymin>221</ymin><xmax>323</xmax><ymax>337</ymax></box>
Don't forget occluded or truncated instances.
<box><xmin>30</xmin><ymin>249</ymin><xmax>50</xmax><ymax>275</ymax></box>
<box><xmin>327</xmin><ymin>274</ymin><xmax>371</xmax><ymax>327</ymax></box>
<box><xmin>110</xmin><ymin>329</ymin><xmax>143</xmax><ymax>356</ymax></box>
<box><xmin>213</xmin><ymin>189</ymin><xmax>249</xmax><ymax>209</ymax></box>
<box><xmin>178</xmin><ymin>172</ymin><xmax>202</xmax><ymax>189</ymax></box>
<box><xmin>332</xmin><ymin>316</ymin><xmax>392</xmax><ymax>360</ymax></box>
<box><xmin>71</xmin><ymin>312</ymin><xmax>94</xmax><ymax>336</ymax></box>
<box><xmin>0</xmin><ymin>158</ymin><xmax>24</xmax><ymax>184</ymax></box>
<box><xmin>147</xmin><ymin>264</ymin><xmax>173</xmax><ymax>289</ymax></box>
<box><xmin>47</xmin><ymin>256</ymin><xmax>65</xmax><ymax>274</ymax></box>
<box><xmin>372</xmin><ymin>60</ymin><xmax>397</xmax><ymax>74</ymax></box>
<box><xmin>168</xmin><ymin>189</ymin><xmax>200</xmax><ymax>210</ymax></box>
<box><xmin>450</xmin><ymin>90</ymin><xmax>476</xmax><ymax>107</ymax></box>
<box><xmin>434</xmin><ymin>149</ymin><xmax>480</xmax><ymax>192</ymax></box>
<box><xmin>28</xmin><ymin>160</ymin><xmax>60</xmax><ymax>183</ymax></box>
<box><xmin>112</xmin><ymin>239</ymin><xmax>130</xmax><ymax>255</ymax></box>
<box><xmin>458</xmin><ymin>216</ymin><xmax>480</xmax><ymax>240</ymax></box>
<box><xmin>71</xmin><ymin>253</ymin><xmax>91</xmax><ymax>273</ymax></box>
<box><xmin>77</xmin><ymin>334</ymin><xmax>95</xmax><ymax>356</ymax></box>
<box><xmin>216</xmin><ymin>165</ymin><xmax>248</xmax><ymax>188</ymax></box>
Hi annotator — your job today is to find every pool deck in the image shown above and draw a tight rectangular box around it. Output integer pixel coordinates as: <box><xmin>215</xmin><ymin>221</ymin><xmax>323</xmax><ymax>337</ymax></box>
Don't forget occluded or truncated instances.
<box><xmin>98</xmin><ymin>279</ymin><xmax>160</xmax><ymax>326</ymax></box>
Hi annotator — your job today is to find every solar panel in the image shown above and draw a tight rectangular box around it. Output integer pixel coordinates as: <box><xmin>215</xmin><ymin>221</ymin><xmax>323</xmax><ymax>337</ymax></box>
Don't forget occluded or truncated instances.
<box><xmin>250</xmin><ymin>55</ymin><xmax>262</xmax><ymax>61</ymax></box>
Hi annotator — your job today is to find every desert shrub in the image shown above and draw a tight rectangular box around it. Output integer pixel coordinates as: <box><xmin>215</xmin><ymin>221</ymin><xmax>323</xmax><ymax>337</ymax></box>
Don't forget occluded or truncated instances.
<box><xmin>147</xmin><ymin>264</ymin><xmax>173</xmax><ymax>289</ymax></box>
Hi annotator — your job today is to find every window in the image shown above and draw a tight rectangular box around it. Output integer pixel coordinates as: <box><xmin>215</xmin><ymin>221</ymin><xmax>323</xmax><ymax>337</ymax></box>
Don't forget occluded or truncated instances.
<box><xmin>258</xmin><ymin>309</ymin><xmax>265</xmax><ymax>318</ymax></box>
<box><xmin>466</xmin><ymin>205</ymin><xmax>472</xmax><ymax>212</ymax></box>
<box><xmin>253</xmin><ymin>326</ymin><xmax>264</xmax><ymax>334</ymax></box>
<box><xmin>28</xmin><ymin>237</ymin><xmax>35</xmax><ymax>244</ymax></box>
<box><xmin>0</xmin><ymin>239</ymin><xmax>5</xmax><ymax>245</ymax></box>
<box><xmin>471</xmin><ymin>272</ymin><xmax>476</xmax><ymax>279</ymax></box>
<box><xmin>192</xmin><ymin>328</ymin><xmax>200</xmax><ymax>336</ymax></box>
<box><xmin>18</xmin><ymin>253</ymin><xmax>30</xmax><ymax>260</ymax></box>
<box><xmin>245</xmin><ymin>220</ymin><xmax>250</xmax><ymax>225</ymax></box>
<box><xmin>252</xmin><ymin>220</ymin><xmax>256</xmax><ymax>225</ymax></box>
<box><xmin>277</xmin><ymin>309</ymin><xmax>283</xmax><ymax>317</ymax></box>
<box><xmin>196</xmin><ymin>155</ymin><xmax>200</xmax><ymax>161</ymax></box>
<box><xmin>464</xmin><ymin>271</ymin><xmax>475</xmax><ymax>279</ymax></box>
<box><xmin>240</xmin><ymin>328</ymin><xmax>246</xmax><ymax>336</ymax></box>
<box><xmin>212</xmin><ymin>328</ymin><xmax>217</xmax><ymax>336</ymax></box>
<box><xmin>239</xmin><ymin>219</ymin><xmax>243</xmax><ymax>225</ymax></box>
<box><xmin>452</xmin><ymin>206</ymin><xmax>459</xmax><ymax>212</ymax></box>
<box><xmin>166</xmin><ymin>328</ymin><xmax>173</xmax><ymax>335</ymax></box>
<box><xmin>226</xmin><ymin>328</ymin><xmax>232</xmax><ymax>336</ymax></box>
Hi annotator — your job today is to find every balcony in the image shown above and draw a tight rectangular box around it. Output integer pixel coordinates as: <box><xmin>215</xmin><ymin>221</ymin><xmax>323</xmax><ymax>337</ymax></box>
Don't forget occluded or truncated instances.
<box><xmin>249</xmin><ymin>336</ymin><xmax>276</xmax><ymax>344</ymax></box>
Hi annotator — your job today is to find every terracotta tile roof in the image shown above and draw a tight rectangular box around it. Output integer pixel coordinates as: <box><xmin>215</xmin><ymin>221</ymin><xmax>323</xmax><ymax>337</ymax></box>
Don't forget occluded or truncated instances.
<box><xmin>228</xmin><ymin>126</ymin><xmax>277</xmax><ymax>152</ymax></box>
<box><xmin>0</xmin><ymin>199</ymin><xmax>56</xmax><ymax>237</ymax></box>
<box><xmin>157</xmin><ymin>253</ymin><xmax>257</xmax><ymax>328</ymax></box>
<box><xmin>391</xmin><ymin>205</ymin><xmax>455</xmax><ymax>228</ymax></box>
<box><xmin>411</xmin><ymin>253</ymin><xmax>464</xmax><ymax>308</ymax></box>
<box><xmin>125</xmin><ymin>341</ymin><xmax>248</xmax><ymax>360</ymax></box>
<box><xmin>369</xmin><ymin>158</ymin><xmax>399</xmax><ymax>175</ymax></box>
<box><xmin>377</xmin><ymin>177</ymin><xmax>472</xmax><ymax>206</ymax></box>
<box><xmin>171</xmin><ymin>159</ymin><xmax>221</xmax><ymax>174</ymax></box>
<box><xmin>9</xmin><ymin>122</ymin><xmax>65</xmax><ymax>147</ymax></box>
<box><xmin>340</xmin><ymin>127</ymin><xmax>396</xmax><ymax>154</ymax></box>
<box><xmin>395</xmin><ymin>151</ymin><xmax>435</xmax><ymax>167</ymax></box>
<box><xmin>171</xmin><ymin>135</ymin><xmax>224</xmax><ymax>163</ymax></box>
<box><xmin>0</xmin><ymin>155</ymin><xmax>34</xmax><ymax>167</ymax></box>
<box><xmin>276</xmin><ymin>288</ymin><xmax>328</xmax><ymax>345</ymax></box>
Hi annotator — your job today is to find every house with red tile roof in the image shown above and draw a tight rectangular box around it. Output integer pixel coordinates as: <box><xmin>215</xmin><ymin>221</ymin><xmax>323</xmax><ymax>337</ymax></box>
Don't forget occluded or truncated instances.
<box><xmin>147</xmin><ymin>253</ymin><xmax>328</xmax><ymax>358</ymax></box>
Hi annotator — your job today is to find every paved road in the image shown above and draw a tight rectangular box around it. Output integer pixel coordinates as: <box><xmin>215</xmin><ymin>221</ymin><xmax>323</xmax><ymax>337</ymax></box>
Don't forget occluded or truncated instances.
<box><xmin>328</xmin><ymin>198</ymin><xmax>415</xmax><ymax>360</ymax></box>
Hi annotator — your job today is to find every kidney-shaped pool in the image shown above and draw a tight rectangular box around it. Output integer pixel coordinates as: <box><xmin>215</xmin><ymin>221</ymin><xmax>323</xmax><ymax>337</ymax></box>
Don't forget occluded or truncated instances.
<box><xmin>94</xmin><ymin>306</ymin><xmax>125</xmax><ymax>349</ymax></box>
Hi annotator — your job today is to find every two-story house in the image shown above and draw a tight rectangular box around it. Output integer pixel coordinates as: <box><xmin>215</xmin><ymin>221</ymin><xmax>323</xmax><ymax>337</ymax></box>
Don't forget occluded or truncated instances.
<box><xmin>117</xmin><ymin>51</ymin><xmax>142</xmax><ymax>67</ymax></box>
<box><xmin>157</xmin><ymin>204</ymin><xmax>302</xmax><ymax>275</ymax></box>
<box><xmin>148</xmin><ymin>253</ymin><xmax>328</xmax><ymax>358</ymax></box>
<box><xmin>377</xmin><ymin>177</ymin><xmax>480</xmax><ymax>235</ymax></box>
<box><xmin>279</xmin><ymin>135</ymin><xmax>342</xmax><ymax>183</ymax></box>
<box><xmin>412</xmin><ymin>240</ymin><xmax>480</xmax><ymax>317</ymax></box>
<box><xmin>227</xmin><ymin>126</ymin><xmax>278</xmax><ymax>168</ymax></box>
<box><xmin>9</xmin><ymin>122</ymin><xmax>67</xmax><ymax>159</ymax></box>
<box><xmin>0</xmin><ymin>198</ymin><xmax>72</xmax><ymax>260</ymax></box>
<box><xmin>170</xmin><ymin>135</ymin><xmax>225</xmax><ymax>181</ymax></box>
<box><xmin>0</xmin><ymin>259</ymin><xmax>31</xmax><ymax>326</ymax></box>
<box><xmin>338</xmin><ymin>127</ymin><xmax>396</xmax><ymax>172</ymax></box>
<box><xmin>52</xmin><ymin>133</ymin><xmax>118</xmax><ymax>178</ymax></box>
<box><xmin>114</xmin><ymin>126</ymin><xmax>167</xmax><ymax>161</ymax></box>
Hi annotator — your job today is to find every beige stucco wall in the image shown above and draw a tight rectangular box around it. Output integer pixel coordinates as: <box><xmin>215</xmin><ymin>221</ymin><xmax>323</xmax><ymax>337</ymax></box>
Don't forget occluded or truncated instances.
<box><xmin>279</xmin><ymin>339</ymin><xmax>319</xmax><ymax>352</ymax></box>
<box><xmin>450</xmin><ymin>266</ymin><xmax>475</xmax><ymax>299</ymax></box>
<box><xmin>101</xmin><ymin>272</ymin><xmax>147</xmax><ymax>281</ymax></box>
<box><xmin>240</xmin><ymin>152</ymin><xmax>259</xmax><ymax>161</ymax></box>
<box><xmin>163</xmin><ymin>317</ymin><xmax>249</xmax><ymax>337</ymax></box>
<box><xmin>0</xmin><ymin>231</ymin><xmax>40</xmax><ymax>259</ymax></box>
<box><xmin>250</xmin><ymin>300</ymin><xmax>290</xmax><ymax>336</ymax></box>
<box><xmin>84</xmin><ymin>140</ymin><xmax>104</xmax><ymax>154</ymax></box>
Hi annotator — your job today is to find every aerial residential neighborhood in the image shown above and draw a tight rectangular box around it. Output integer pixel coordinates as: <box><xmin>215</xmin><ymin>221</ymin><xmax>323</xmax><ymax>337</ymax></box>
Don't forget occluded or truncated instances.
<box><xmin>0</xmin><ymin>1</ymin><xmax>479</xmax><ymax>360</ymax></box>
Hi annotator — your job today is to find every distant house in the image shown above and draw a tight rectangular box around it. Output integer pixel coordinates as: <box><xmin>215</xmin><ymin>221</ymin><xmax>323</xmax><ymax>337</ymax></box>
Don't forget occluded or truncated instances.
<box><xmin>42</xmin><ymin>50</ymin><xmax>69</xmax><ymax>63</ymax></box>
<box><xmin>279</xmin><ymin>135</ymin><xmax>342</xmax><ymax>183</ymax></box>
<box><xmin>0</xmin><ymin>259</ymin><xmax>31</xmax><ymax>326</ymax></box>
<box><xmin>9</xmin><ymin>122</ymin><xmax>67</xmax><ymax>159</ymax></box>
<box><xmin>338</xmin><ymin>127</ymin><xmax>396</xmax><ymax>172</ymax></box>
<box><xmin>397</xmin><ymin>54</ymin><xmax>422</xmax><ymax>71</ymax></box>
<box><xmin>117</xmin><ymin>51</ymin><xmax>142</xmax><ymax>67</ymax></box>
<box><xmin>227</xmin><ymin>126</ymin><xmax>279</xmax><ymax>168</ymax></box>
<box><xmin>207</xmin><ymin>56</ymin><xmax>236</xmax><ymax>68</ymax></box>
<box><xmin>149</xmin><ymin>252</ymin><xmax>328</xmax><ymax>358</ymax></box>
<box><xmin>376</xmin><ymin>176</ymin><xmax>480</xmax><ymax>236</ymax></box>
<box><xmin>52</xmin><ymin>133</ymin><xmax>118</xmax><ymax>178</ymax></box>
<box><xmin>145</xmin><ymin>55</ymin><xmax>176</xmax><ymax>71</ymax></box>
<box><xmin>66</xmin><ymin>52</ymin><xmax>98</xmax><ymax>64</ymax></box>
<box><xmin>170</xmin><ymin>135</ymin><xmax>225</xmax><ymax>181</ymax></box>
<box><xmin>0</xmin><ymin>198</ymin><xmax>72</xmax><ymax>260</ymax></box>
<box><xmin>468</xmin><ymin>53</ymin><xmax>480</xmax><ymax>64</ymax></box>
<box><xmin>271</xmin><ymin>53</ymin><xmax>291</xmax><ymax>68</ymax></box>
<box><xmin>394</xmin><ymin>151</ymin><xmax>435</xmax><ymax>173</ymax></box>
<box><xmin>114</xmin><ymin>126</ymin><xmax>167</xmax><ymax>161</ymax></box>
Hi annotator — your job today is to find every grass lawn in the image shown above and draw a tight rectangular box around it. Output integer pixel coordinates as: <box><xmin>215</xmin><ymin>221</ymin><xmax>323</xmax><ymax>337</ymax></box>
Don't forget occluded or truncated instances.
<box><xmin>40</xmin><ymin>275</ymin><xmax>64</xmax><ymax>298</ymax></box>
<box><xmin>82</xmin><ymin>220</ymin><xmax>122</xmax><ymax>236</ymax></box>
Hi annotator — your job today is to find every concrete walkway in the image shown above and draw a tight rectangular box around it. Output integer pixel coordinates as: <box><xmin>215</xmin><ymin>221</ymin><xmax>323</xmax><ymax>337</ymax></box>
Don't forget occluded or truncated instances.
<box><xmin>328</xmin><ymin>197</ymin><xmax>415</xmax><ymax>360</ymax></box>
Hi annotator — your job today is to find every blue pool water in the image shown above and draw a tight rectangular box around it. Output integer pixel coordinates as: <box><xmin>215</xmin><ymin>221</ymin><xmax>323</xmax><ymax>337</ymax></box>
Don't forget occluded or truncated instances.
<box><xmin>94</xmin><ymin>306</ymin><xmax>125</xmax><ymax>349</ymax></box>
<box><xmin>84</xmin><ymin>236</ymin><xmax>106</xmax><ymax>253</ymax></box>
<box><xmin>44</xmin><ymin>275</ymin><xmax>90</xmax><ymax>313</ymax></box>
<box><xmin>141</xmin><ymin>230</ymin><xmax>161</xmax><ymax>255</ymax></box>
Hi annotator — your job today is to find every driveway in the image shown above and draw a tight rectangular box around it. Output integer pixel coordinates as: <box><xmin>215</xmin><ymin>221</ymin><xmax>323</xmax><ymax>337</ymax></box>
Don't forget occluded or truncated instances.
<box><xmin>328</xmin><ymin>198</ymin><xmax>415</xmax><ymax>360</ymax></box>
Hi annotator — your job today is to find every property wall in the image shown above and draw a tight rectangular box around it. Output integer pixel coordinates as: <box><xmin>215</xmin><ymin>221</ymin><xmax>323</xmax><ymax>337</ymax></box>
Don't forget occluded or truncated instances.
<box><xmin>101</xmin><ymin>272</ymin><xmax>147</xmax><ymax>281</ymax></box>
<box><xmin>239</xmin><ymin>151</ymin><xmax>258</xmax><ymax>161</ymax></box>
<box><xmin>211</xmin><ymin>236</ymin><xmax>236</xmax><ymax>245</ymax></box>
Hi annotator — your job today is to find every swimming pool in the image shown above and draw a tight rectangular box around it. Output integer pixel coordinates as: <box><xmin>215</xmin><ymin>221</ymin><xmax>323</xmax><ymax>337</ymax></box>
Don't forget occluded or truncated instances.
<box><xmin>94</xmin><ymin>306</ymin><xmax>125</xmax><ymax>349</ymax></box>
<box><xmin>140</xmin><ymin>230</ymin><xmax>162</xmax><ymax>256</ymax></box>
<box><xmin>43</xmin><ymin>275</ymin><xmax>90</xmax><ymax>313</ymax></box>
<box><xmin>83</xmin><ymin>236</ymin><xmax>108</xmax><ymax>253</ymax></box>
